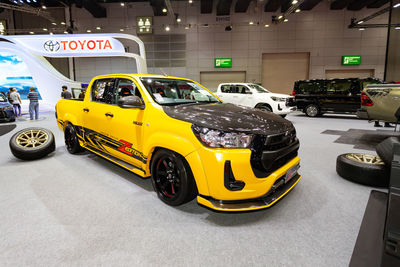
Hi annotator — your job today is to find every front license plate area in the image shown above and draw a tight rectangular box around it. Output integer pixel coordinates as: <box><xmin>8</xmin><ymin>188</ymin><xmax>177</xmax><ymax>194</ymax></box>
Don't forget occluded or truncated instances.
<box><xmin>285</xmin><ymin>164</ymin><xmax>300</xmax><ymax>183</ymax></box>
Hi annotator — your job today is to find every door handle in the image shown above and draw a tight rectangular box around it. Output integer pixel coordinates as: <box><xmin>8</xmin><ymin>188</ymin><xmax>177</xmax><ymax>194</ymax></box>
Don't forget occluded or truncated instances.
<box><xmin>105</xmin><ymin>112</ymin><xmax>114</xmax><ymax>118</ymax></box>
<box><xmin>83</xmin><ymin>108</ymin><xmax>89</xmax><ymax>112</ymax></box>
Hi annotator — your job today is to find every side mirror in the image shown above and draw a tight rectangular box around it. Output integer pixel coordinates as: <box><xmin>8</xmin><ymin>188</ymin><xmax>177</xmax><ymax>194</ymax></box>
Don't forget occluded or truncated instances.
<box><xmin>118</xmin><ymin>96</ymin><xmax>145</xmax><ymax>109</ymax></box>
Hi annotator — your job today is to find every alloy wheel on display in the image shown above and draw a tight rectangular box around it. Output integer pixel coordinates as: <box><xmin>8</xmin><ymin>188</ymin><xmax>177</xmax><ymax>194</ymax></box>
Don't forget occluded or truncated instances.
<box><xmin>345</xmin><ymin>153</ymin><xmax>384</xmax><ymax>165</ymax></box>
<box><xmin>154</xmin><ymin>156</ymin><xmax>181</xmax><ymax>200</ymax></box>
<box><xmin>16</xmin><ymin>129</ymin><xmax>49</xmax><ymax>149</ymax></box>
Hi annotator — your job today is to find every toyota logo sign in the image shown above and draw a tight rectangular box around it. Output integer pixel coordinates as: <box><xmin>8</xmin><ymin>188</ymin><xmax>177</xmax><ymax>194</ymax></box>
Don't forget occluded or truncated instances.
<box><xmin>43</xmin><ymin>40</ymin><xmax>60</xmax><ymax>52</ymax></box>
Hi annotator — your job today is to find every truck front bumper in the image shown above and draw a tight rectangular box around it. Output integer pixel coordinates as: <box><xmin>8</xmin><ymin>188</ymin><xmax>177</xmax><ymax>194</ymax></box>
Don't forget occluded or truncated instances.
<box><xmin>197</xmin><ymin>173</ymin><xmax>301</xmax><ymax>212</ymax></box>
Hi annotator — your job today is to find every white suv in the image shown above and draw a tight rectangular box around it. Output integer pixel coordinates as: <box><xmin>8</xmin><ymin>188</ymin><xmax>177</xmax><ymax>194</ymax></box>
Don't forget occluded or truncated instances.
<box><xmin>215</xmin><ymin>83</ymin><xmax>295</xmax><ymax>117</ymax></box>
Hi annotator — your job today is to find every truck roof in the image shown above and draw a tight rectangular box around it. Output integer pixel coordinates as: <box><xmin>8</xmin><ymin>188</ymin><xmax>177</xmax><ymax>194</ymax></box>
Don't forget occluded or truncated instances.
<box><xmin>91</xmin><ymin>73</ymin><xmax>192</xmax><ymax>81</ymax></box>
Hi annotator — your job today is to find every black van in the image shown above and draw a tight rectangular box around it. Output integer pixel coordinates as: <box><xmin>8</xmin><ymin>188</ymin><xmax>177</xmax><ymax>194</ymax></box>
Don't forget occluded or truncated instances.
<box><xmin>292</xmin><ymin>78</ymin><xmax>381</xmax><ymax>117</ymax></box>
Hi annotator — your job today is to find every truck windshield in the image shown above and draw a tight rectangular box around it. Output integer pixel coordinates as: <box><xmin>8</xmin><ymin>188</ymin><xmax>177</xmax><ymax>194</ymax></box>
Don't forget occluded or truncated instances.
<box><xmin>140</xmin><ymin>78</ymin><xmax>220</xmax><ymax>105</ymax></box>
<box><xmin>248</xmin><ymin>84</ymin><xmax>270</xmax><ymax>93</ymax></box>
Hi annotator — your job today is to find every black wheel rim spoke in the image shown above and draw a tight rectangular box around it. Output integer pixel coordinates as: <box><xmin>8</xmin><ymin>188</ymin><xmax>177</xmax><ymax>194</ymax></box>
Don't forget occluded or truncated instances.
<box><xmin>155</xmin><ymin>156</ymin><xmax>182</xmax><ymax>200</ymax></box>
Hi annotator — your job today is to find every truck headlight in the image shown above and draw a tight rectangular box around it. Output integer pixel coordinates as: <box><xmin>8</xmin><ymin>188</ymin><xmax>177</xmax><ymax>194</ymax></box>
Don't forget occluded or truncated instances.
<box><xmin>192</xmin><ymin>125</ymin><xmax>253</xmax><ymax>148</ymax></box>
<box><xmin>271</xmin><ymin>96</ymin><xmax>286</xmax><ymax>102</ymax></box>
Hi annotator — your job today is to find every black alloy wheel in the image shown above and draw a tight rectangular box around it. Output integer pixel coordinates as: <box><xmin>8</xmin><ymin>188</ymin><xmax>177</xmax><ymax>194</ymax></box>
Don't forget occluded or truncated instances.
<box><xmin>64</xmin><ymin>123</ymin><xmax>84</xmax><ymax>154</ymax></box>
<box><xmin>151</xmin><ymin>149</ymin><xmax>197</xmax><ymax>206</ymax></box>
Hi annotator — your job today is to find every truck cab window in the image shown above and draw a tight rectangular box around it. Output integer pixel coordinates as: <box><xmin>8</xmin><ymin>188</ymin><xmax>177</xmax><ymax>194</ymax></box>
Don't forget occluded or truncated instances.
<box><xmin>91</xmin><ymin>79</ymin><xmax>116</xmax><ymax>104</ymax></box>
<box><xmin>115</xmin><ymin>79</ymin><xmax>142</xmax><ymax>105</ymax></box>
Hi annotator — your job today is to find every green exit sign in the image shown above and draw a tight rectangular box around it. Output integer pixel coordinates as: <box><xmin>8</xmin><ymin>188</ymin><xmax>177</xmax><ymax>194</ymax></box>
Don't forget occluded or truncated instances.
<box><xmin>342</xmin><ymin>56</ymin><xmax>361</xmax><ymax>65</ymax></box>
<box><xmin>215</xmin><ymin>58</ymin><xmax>232</xmax><ymax>68</ymax></box>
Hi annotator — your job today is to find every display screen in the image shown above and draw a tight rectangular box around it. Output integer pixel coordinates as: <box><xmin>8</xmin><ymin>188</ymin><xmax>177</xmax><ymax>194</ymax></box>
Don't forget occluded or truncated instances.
<box><xmin>0</xmin><ymin>53</ymin><xmax>41</xmax><ymax>100</ymax></box>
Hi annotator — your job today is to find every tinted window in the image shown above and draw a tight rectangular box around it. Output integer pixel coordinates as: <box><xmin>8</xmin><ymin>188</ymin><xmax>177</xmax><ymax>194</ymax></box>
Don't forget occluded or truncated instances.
<box><xmin>326</xmin><ymin>80</ymin><xmax>352</xmax><ymax>94</ymax></box>
<box><xmin>297</xmin><ymin>81</ymin><xmax>324</xmax><ymax>94</ymax></box>
<box><xmin>221</xmin><ymin>85</ymin><xmax>233</xmax><ymax>93</ymax></box>
<box><xmin>0</xmin><ymin>93</ymin><xmax>6</xmax><ymax>102</ymax></box>
<box><xmin>91</xmin><ymin>78</ymin><xmax>116</xmax><ymax>104</ymax></box>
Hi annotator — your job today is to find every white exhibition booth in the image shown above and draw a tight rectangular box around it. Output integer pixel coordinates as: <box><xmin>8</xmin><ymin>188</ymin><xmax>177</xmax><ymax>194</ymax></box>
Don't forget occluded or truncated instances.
<box><xmin>0</xmin><ymin>33</ymin><xmax>147</xmax><ymax>111</ymax></box>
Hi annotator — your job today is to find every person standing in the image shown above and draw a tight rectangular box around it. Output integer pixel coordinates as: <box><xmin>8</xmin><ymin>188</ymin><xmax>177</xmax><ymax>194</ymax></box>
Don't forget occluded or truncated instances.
<box><xmin>7</xmin><ymin>88</ymin><xmax>13</xmax><ymax>104</ymax></box>
<box><xmin>27</xmin><ymin>87</ymin><xmax>39</xmax><ymax>120</ymax></box>
<box><xmin>61</xmin><ymin>85</ymin><xmax>72</xmax><ymax>99</ymax></box>
<box><xmin>10</xmin><ymin>88</ymin><xmax>22</xmax><ymax>117</ymax></box>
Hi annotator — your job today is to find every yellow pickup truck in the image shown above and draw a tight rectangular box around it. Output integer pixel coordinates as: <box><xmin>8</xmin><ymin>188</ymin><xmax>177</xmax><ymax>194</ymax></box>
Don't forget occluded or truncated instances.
<box><xmin>56</xmin><ymin>74</ymin><xmax>301</xmax><ymax>212</ymax></box>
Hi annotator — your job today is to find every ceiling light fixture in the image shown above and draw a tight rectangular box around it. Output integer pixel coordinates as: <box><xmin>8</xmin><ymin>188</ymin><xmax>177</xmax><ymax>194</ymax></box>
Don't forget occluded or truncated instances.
<box><xmin>359</xmin><ymin>28</ymin><xmax>365</xmax><ymax>31</ymax></box>
<box><xmin>64</xmin><ymin>31</ymin><xmax>68</xmax><ymax>34</ymax></box>
<box><xmin>185</xmin><ymin>26</ymin><xmax>189</xmax><ymax>30</ymax></box>
<box><xmin>61</xmin><ymin>22</ymin><xmax>66</xmax><ymax>25</ymax></box>
<box><xmin>87</xmin><ymin>29</ymin><xmax>91</xmax><ymax>32</ymax></box>
<box><xmin>120</xmin><ymin>2</ymin><xmax>125</xmax><ymax>6</ymax></box>
<box><xmin>264</xmin><ymin>24</ymin><xmax>270</xmax><ymax>27</ymax></box>
<box><xmin>278</xmin><ymin>15</ymin><xmax>283</xmax><ymax>19</ymax></box>
<box><xmin>177</xmin><ymin>17</ymin><xmax>181</xmax><ymax>23</ymax></box>
<box><xmin>249</xmin><ymin>21</ymin><xmax>254</xmax><ymax>25</ymax></box>
<box><xmin>120</xmin><ymin>28</ymin><xmax>124</xmax><ymax>31</ymax></box>
<box><xmin>189</xmin><ymin>0</ymin><xmax>193</xmax><ymax>3</ymax></box>
<box><xmin>295</xmin><ymin>9</ymin><xmax>300</xmax><ymax>13</ymax></box>
<box><xmin>284</xmin><ymin>18</ymin><xmax>288</xmax><ymax>22</ymax></box>
<box><xmin>29</xmin><ymin>31</ymin><xmax>34</xmax><ymax>34</ymax></box>
<box><xmin>42</xmin><ymin>5</ymin><xmax>46</xmax><ymax>9</ymax></box>
<box><xmin>357</xmin><ymin>20</ymin><xmax>364</xmax><ymax>24</ymax></box>
<box><xmin>43</xmin><ymin>28</ymin><xmax>48</xmax><ymax>31</ymax></box>
<box><xmin>162</xmin><ymin>8</ymin><xmax>167</xmax><ymax>13</ymax></box>
<box><xmin>292</xmin><ymin>0</ymin><xmax>298</xmax><ymax>4</ymax></box>
<box><xmin>96</xmin><ymin>26</ymin><xmax>101</xmax><ymax>30</ymax></box>
<box><xmin>52</xmin><ymin>22</ymin><xmax>57</xmax><ymax>25</ymax></box>
<box><xmin>394</xmin><ymin>3</ymin><xmax>400</xmax><ymax>8</ymax></box>
<box><xmin>49</xmin><ymin>32</ymin><xmax>53</xmax><ymax>35</ymax></box>
<box><xmin>165</xmin><ymin>26</ymin><xmax>170</xmax><ymax>31</ymax></box>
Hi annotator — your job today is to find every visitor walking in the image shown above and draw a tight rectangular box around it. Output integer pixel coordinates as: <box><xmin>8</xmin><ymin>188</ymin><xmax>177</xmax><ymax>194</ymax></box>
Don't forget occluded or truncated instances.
<box><xmin>61</xmin><ymin>85</ymin><xmax>72</xmax><ymax>99</ymax></box>
<box><xmin>10</xmin><ymin>88</ymin><xmax>21</xmax><ymax>117</ymax></box>
<box><xmin>27</xmin><ymin>87</ymin><xmax>39</xmax><ymax>120</ymax></box>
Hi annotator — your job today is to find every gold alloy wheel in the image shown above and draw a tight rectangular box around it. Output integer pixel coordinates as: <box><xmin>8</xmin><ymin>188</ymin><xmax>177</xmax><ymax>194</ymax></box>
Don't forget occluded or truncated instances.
<box><xmin>16</xmin><ymin>129</ymin><xmax>49</xmax><ymax>148</ymax></box>
<box><xmin>345</xmin><ymin>153</ymin><xmax>384</xmax><ymax>165</ymax></box>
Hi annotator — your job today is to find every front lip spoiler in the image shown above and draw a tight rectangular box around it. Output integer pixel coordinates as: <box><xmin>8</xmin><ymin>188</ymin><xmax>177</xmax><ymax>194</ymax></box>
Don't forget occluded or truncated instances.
<box><xmin>197</xmin><ymin>173</ymin><xmax>301</xmax><ymax>212</ymax></box>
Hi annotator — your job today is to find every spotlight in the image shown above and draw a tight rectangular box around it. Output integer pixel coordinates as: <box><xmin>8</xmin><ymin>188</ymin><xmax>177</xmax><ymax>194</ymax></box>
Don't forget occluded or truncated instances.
<box><xmin>284</xmin><ymin>18</ymin><xmax>288</xmax><ymax>22</ymax></box>
<box><xmin>29</xmin><ymin>31</ymin><xmax>34</xmax><ymax>34</ymax></box>
<box><xmin>52</xmin><ymin>22</ymin><xmax>57</xmax><ymax>25</ymax></box>
<box><xmin>96</xmin><ymin>26</ymin><xmax>101</xmax><ymax>30</ymax></box>
<box><xmin>295</xmin><ymin>9</ymin><xmax>300</xmax><ymax>13</ymax></box>
<box><xmin>120</xmin><ymin>28</ymin><xmax>124</xmax><ymax>31</ymax></box>
<box><xmin>189</xmin><ymin>0</ymin><xmax>193</xmax><ymax>3</ymax></box>
<box><xmin>292</xmin><ymin>0</ymin><xmax>298</xmax><ymax>4</ymax></box>
<box><xmin>120</xmin><ymin>2</ymin><xmax>125</xmax><ymax>6</ymax></box>
<box><xmin>278</xmin><ymin>15</ymin><xmax>283</xmax><ymax>19</ymax></box>
<box><xmin>42</xmin><ymin>5</ymin><xmax>46</xmax><ymax>9</ymax></box>
<box><xmin>162</xmin><ymin>8</ymin><xmax>167</xmax><ymax>13</ymax></box>
<box><xmin>61</xmin><ymin>22</ymin><xmax>66</xmax><ymax>25</ymax></box>
<box><xmin>43</xmin><ymin>28</ymin><xmax>48</xmax><ymax>31</ymax></box>
<box><xmin>394</xmin><ymin>3</ymin><xmax>400</xmax><ymax>8</ymax></box>
<box><xmin>249</xmin><ymin>21</ymin><xmax>254</xmax><ymax>25</ymax></box>
<box><xmin>177</xmin><ymin>17</ymin><xmax>181</xmax><ymax>23</ymax></box>
<box><xmin>225</xmin><ymin>25</ymin><xmax>232</xmax><ymax>31</ymax></box>
<box><xmin>165</xmin><ymin>25</ymin><xmax>170</xmax><ymax>31</ymax></box>
<box><xmin>359</xmin><ymin>28</ymin><xmax>365</xmax><ymax>31</ymax></box>
<box><xmin>264</xmin><ymin>24</ymin><xmax>269</xmax><ymax>27</ymax></box>
<box><xmin>357</xmin><ymin>21</ymin><xmax>364</xmax><ymax>24</ymax></box>
<box><xmin>87</xmin><ymin>29</ymin><xmax>91</xmax><ymax>32</ymax></box>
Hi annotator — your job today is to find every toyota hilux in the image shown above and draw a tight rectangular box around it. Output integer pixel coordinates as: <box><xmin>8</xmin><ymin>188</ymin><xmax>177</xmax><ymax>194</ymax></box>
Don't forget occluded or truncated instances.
<box><xmin>56</xmin><ymin>74</ymin><xmax>301</xmax><ymax>212</ymax></box>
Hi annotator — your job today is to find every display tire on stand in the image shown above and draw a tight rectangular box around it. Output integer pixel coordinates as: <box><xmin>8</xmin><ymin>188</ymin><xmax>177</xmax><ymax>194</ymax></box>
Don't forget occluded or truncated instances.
<box><xmin>305</xmin><ymin>104</ymin><xmax>319</xmax><ymax>117</ymax></box>
<box><xmin>150</xmin><ymin>149</ymin><xmax>197</xmax><ymax>206</ymax></box>
<box><xmin>64</xmin><ymin>123</ymin><xmax>84</xmax><ymax>154</ymax></box>
<box><xmin>375</xmin><ymin>137</ymin><xmax>400</xmax><ymax>166</ymax></box>
<box><xmin>9</xmin><ymin>127</ymin><xmax>55</xmax><ymax>160</ymax></box>
<box><xmin>336</xmin><ymin>153</ymin><xmax>390</xmax><ymax>187</ymax></box>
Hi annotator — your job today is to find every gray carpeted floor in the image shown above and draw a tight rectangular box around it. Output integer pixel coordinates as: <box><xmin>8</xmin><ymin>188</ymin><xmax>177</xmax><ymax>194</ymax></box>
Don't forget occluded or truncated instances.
<box><xmin>0</xmin><ymin>112</ymin><xmax>390</xmax><ymax>266</ymax></box>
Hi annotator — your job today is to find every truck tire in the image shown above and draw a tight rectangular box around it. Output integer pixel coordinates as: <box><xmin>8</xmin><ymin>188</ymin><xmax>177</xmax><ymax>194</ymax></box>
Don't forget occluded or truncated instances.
<box><xmin>9</xmin><ymin>127</ymin><xmax>55</xmax><ymax>160</ymax></box>
<box><xmin>64</xmin><ymin>123</ymin><xmax>84</xmax><ymax>154</ymax></box>
<box><xmin>305</xmin><ymin>104</ymin><xmax>319</xmax><ymax>117</ymax></box>
<box><xmin>376</xmin><ymin>137</ymin><xmax>400</xmax><ymax>166</ymax></box>
<box><xmin>256</xmin><ymin>104</ymin><xmax>272</xmax><ymax>112</ymax></box>
<box><xmin>336</xmin><ymin>153</ymin><xmax>390</xmax><ymax>187</ymax></box>
<box><xmin>151</xmin><ymin>149</ymin><xmax>197</xmax><ymax>206</ymax></box>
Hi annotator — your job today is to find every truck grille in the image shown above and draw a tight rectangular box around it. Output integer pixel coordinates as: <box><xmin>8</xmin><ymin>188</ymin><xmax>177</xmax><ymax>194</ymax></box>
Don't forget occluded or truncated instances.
<box><xmin>250</xmin><ymin>129</ymin><xmax>299</xmax><ymax>178</ymax></box>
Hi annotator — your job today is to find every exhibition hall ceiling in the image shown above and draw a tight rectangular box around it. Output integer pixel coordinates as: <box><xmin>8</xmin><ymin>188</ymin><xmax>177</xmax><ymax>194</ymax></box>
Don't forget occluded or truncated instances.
<box><xmin>2</xmin><ymin>0</ymin><xmax>391</xmax><ymax>18</ymax></box>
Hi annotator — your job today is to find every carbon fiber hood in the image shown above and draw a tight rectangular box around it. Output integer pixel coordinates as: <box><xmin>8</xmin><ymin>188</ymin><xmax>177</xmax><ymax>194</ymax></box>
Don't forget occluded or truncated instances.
<box><xmin>162</xmin><ymin>103</ymin><xmax>294</xmax><ymax>135</ymax></box>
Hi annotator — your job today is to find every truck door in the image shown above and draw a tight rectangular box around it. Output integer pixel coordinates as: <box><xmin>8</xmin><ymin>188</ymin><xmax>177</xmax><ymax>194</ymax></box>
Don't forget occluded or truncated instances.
<box><xmin>105</xmin><ymin>78</ymin><xmax>146</xmax><ymax>169</ymax></box>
